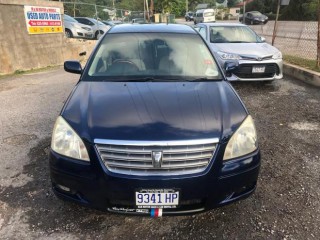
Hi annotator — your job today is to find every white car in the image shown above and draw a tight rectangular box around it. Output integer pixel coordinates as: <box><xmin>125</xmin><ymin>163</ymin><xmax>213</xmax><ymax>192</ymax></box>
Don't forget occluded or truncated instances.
<box><xmin>75</xmin><ymin>17</ymin><xmax>111</xmax><ymax>40</ymax></box>
<box><xmin>63</xmin><ymin>15</ymin><xmax>93</xmax><ymax>39</ymax></box>
<box><xmin>195</xmin><ymin>23</ymin><xmax>283</xmax><ymax>82</ymax></box>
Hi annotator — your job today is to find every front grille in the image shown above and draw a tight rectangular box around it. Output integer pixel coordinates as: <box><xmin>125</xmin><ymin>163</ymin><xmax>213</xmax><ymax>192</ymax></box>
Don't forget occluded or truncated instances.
<box><xmin>235</xmin><ymin>63</ymin><xmax>279</xmax><ymax>79</ymax></box>
<box><xmin>95</xmin><ymin>139</ymin><xmax>218</xmax><ymax>176</ymax></box>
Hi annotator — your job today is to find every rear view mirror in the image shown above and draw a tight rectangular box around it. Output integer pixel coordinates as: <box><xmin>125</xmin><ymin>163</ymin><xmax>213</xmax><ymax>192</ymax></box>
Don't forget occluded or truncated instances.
<box><xmin>64</xmin><ymin>61</ymin><xmax>82</xmax><ymax>74</ymax></box>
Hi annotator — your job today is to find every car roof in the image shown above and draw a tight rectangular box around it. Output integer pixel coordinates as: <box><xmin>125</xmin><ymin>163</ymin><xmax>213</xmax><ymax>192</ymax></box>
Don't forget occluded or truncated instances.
<box><xmin>197</xmin><ymin>22</ymin><xmax>247</xmax><ymax>27</ymax></box>
<box><xmin>109</xmin><ymin>24</ymin><xmax>196</xmax><ymax>34</ymax></box>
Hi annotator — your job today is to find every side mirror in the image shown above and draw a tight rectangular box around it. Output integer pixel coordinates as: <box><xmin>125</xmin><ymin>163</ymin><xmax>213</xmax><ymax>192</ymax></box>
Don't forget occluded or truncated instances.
<box><xmin>224</xmin><ymin>61</ymin><xmax>238</xmax><ymax>76</ymax></box>
<box><xmin>260</xmin><ymin>36</ymin><xmax>266</xmax><ymax>42</ymax></box>
<box><xmin>64</xmin><ymin>61</ymin><xmax>82</xmax><ymax>74</ymax></box>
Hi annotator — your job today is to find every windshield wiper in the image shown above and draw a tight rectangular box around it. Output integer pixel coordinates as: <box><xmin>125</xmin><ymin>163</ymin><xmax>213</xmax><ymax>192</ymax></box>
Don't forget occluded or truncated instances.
<box><xmin>121</xmin><ymin>77</ymin><xmax>183</xmax><ymax>82</ymax></box>
<box><xmin>185</xmin><ymin>77</ymin><xmax>219</xmax><ymax>82</ymax></box>
<box><xmin>229</xmin><ymin>41</ymin><xmax>253</xmax><ymax>43</ymax></box>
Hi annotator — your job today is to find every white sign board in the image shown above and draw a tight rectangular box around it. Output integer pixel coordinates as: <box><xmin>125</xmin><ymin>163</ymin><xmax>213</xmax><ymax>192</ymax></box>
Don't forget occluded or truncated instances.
<box><xmin>281</xmin><ymin>0</ymin><xmax>290</xmax><ymax>5</ymax></box>
<box><xmin>24</xmin><ymin>6</ymin><xmax>63</xmax><ymax>34</ymax></box>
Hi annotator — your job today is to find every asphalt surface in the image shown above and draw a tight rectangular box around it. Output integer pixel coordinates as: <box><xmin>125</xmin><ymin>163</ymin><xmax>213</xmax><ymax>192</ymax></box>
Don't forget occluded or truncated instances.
<box><xmin>0</xmin><ymin>67</ymin><xmax>320</xmax><ymax>239</ymax></box>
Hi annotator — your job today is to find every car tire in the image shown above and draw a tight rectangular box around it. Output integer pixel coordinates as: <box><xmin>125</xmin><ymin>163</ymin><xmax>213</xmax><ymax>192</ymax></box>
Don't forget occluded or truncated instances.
<box><xmin>65</xmin><ymin>29</ymin><xmax>72</xmax><ymax>38</ymax></box>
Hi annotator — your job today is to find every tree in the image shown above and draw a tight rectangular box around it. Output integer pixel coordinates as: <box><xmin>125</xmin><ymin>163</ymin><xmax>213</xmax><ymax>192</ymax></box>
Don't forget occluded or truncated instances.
<box><xmin>227</xmin><ymin>0</ymin><xmax>241</xmax><ymax>8</ymax></box>
<box><xmin>245</xmin><ymin>0</ymin><xmax>266</xmax><ymax>13</ymax></box>
<box><xmin>280</xmin><ymin>0</ymin><xmax>317</xmax><ymax>21</ymax></box>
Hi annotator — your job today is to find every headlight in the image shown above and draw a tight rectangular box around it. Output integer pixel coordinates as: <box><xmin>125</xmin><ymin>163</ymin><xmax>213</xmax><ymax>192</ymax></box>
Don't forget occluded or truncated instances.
<box><xmin>223</xmin><ymin>115</ymin><xmax>258</xmax><ymax>161</ymax></box>
<box><xmin>218</xmin><ymin>51</ymin><xmax>241</xmax><ymax>60</ymax></box>
<box><xmin>81</xmin><ymin>27</ymin><xmax>91</xmax><ymax>31</ymax></box>
<box><xmin>51</xmin><ymin>116</ymin><xmax>90</xmax><ymax>161</ymax></box>
<box><xmin>272</xmin><ymin>51</ymin><xmax>282</xmax><ymax>59</ymax></box>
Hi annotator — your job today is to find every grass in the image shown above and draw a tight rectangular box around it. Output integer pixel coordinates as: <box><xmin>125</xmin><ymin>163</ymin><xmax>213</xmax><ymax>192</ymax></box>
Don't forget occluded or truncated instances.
<box><xmin>0</xmin><ymin>65</ymin><xmax>59</xmax><ymax>79</ymax></box>
<box><xmin>284</xmin><ymin>55</ymin><xmax>320</xmax><ymax>73</ymax></box>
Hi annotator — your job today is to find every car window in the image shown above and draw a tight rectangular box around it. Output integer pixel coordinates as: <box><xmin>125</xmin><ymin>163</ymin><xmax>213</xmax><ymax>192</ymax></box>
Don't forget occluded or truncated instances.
<box><xmin>210</xmin><ymin>26</ymin><xmax>262</xmax><ymax>43</ymax></box>
<box><xmin>198</xmin><ymin>27</ymin><xmax>207</xmax><ymax>39</ymax></box>
<box><xmin>86</xmin><ymin>33</ymin><xmax>221</xmax><ymax>81</ymax></box>
<box><xmin>251</xmin><ymin>12</ymin><xmax>262</xmax><ymax>16</ymax></box>
<box><xmin>204</xmin><ymin>12</ymin><xmax>214</xmax><ymax>17</ymax></box>
<box><xmin>197</xmin><ymin>13</ymin><xmax>203</xmax><ymax>17</ymax></box>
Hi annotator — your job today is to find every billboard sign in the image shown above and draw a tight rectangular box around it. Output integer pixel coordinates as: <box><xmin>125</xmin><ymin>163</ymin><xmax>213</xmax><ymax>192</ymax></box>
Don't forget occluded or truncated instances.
<box><xmin>24</xmin><ymin>6</ymin><xmax>63</xmax><ymax>34</ymax></box>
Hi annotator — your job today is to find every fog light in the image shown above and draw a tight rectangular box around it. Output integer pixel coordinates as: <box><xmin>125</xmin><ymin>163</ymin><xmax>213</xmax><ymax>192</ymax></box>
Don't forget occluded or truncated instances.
<box><xmin>56</xmin><ymin>184</ymin><xmax>71</xmax><ymax>192</ymax></box>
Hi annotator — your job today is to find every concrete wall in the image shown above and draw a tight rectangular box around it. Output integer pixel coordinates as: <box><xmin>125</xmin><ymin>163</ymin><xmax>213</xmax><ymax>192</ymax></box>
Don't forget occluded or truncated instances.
<box><xmin>0</xmin><ymin>0</ymin><xmax>96</xmax><ymax>75</ymax></box>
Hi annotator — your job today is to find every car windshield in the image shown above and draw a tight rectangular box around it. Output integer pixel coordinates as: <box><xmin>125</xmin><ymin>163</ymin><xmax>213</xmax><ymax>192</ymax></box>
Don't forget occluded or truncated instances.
<box><xmin>204</xmin><ymin>12</ymin><xmax>214</xmax><ymax>17</ymax></box>
<box><xmin>64</xmin><ymin>15</ymin><xmax>77</xmax><ymax>23</ymax></box>
<box><xmin>90</xmin><ymin>18</ymin><xmax>105</xmax><ymax>25</ymax></box>
<box><xmin>210</xmin><ymin>26</ymin><xmax>262</xmax><ymax>43</ymax></box>
<box><xmin>251</xmin><ymin>12</ymin><xmax>262</xmax><ymax>16</ymax></box>
<box><xmin>86</xmin><ymin>33</ymin><xmax>222</xmax><ymax>81</ymax></box>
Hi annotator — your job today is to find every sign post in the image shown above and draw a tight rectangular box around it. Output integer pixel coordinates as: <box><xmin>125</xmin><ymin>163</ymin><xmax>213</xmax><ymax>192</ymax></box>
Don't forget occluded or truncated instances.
<box><xmin>24</xmin><ymin>6</ymin><xmax>63</xmax><ymax>34</ymax></box>
<box><xmin>272</xmin><ymin>0</ymin><xmax>290</xmax><ymax>46</ymax></box>
<box><xmin>317</xmin><ymin>1</ymin><xmax>320</xmax><ymax>67</ymax></box>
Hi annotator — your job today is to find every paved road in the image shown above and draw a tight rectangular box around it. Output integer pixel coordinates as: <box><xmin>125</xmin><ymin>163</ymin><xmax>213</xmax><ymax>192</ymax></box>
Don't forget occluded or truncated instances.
<box><xmin>0</xmin><ymin>68</ymin><xmax>320</xmax><ymax>239</ymax></box>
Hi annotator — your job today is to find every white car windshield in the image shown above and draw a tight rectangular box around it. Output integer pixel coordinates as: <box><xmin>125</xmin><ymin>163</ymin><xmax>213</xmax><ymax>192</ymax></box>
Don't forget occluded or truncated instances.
<box><xmin>87</xmin><ymin>33</ymin><xmax>222</xmax><ymax>81</ymax></box>
<box><xmin>64</xmin><ymin>15</ymin><xmax>78</xmax><ymax>23</ymax></box>
<box><xmin>210</xmin><ymin>26</ymin><xmax>262</xmax><ymax>43</ymax></box>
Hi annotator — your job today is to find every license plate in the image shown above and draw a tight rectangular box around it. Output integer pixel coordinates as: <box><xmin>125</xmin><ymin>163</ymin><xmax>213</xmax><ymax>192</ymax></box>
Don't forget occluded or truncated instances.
<box><xmin>135</xmin><ymin>189</ymin><xmax>179</xmax><ymax>208</ymax></box>
<box><xmin>252</xmin><ymin>66</ymin><xmax>265</xmax><ymax>73</ymax></box>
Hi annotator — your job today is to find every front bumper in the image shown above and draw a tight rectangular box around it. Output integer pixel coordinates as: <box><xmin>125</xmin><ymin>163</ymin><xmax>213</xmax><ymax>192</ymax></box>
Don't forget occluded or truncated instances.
<box><xmin>73</xmin><ymin>29</ymin><xmax>94</xmax><ymax>39</ymax></box>
<box><xmin>49</xmin><ymin>144</ymin><xmax>261</xmax><ymax>216</ymax></box>
<box><xmin>224</xmin><ymin>59</ymin><xmax>283</xmax><ymax>81</ymax></box>
<box><xmin>254</xmin><ymin>19</ymin><xmax>268</xmax><ymax>25</ymax></box>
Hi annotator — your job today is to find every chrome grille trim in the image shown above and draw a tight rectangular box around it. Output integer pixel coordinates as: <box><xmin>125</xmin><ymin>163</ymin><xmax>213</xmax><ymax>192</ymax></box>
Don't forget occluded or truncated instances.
<box><xmin>95</xmin><ymin>138</ymin><xmax>218</xmax><ymax>176</ymax></box>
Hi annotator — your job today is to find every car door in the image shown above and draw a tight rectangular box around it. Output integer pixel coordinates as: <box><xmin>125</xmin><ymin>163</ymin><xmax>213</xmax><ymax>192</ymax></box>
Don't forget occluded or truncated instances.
<box><xmin>245</xmin><ymin>13</ymin><xmax>252</xmax><ymax>24</ymax></box>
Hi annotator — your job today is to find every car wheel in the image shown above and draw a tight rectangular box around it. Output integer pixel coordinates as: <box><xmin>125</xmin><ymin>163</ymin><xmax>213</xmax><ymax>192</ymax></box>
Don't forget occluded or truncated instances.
<box><xmin>65</xmin><ymin>29</ymin><xmax>72</xmax><ymax>38</ymax></box>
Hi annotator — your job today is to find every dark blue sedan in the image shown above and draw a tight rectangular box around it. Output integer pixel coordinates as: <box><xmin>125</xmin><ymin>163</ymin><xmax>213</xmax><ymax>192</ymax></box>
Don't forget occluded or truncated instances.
<box><xmin>49</xmin><ymin>24</ymin><xmax>260</xmax><ymax>217</ymax></box>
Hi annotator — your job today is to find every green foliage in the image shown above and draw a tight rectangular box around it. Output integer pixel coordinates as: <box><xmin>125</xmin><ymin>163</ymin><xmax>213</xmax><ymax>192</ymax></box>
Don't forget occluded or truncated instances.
<box><xmin>227</xmin><ymin>0</ymin><xmax>240</xmax><ymax>8</ymax></box>
<box><xmin>280</xmin><ymin>0</ymin><xmax>318</xmax><ymax>21</ymax></box>
<box><xmin>284</xmin><ymin>55</ymin><xmax>320</xmax><ymax>73</ymax></box>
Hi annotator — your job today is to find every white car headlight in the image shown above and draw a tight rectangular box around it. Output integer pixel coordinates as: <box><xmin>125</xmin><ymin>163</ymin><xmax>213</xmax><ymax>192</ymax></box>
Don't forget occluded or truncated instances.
<box><xmin>272</xmin><ymin>51</ymin><xmax>282</xmax><ymax>59</ymax></box>
<box><xmin>218</xmin><ymin>51</ymin><xmax>241</xmax><ymax>60</ymax></box>
<box><xmin>223</xmin><ymin>115</ymin><xmax>258</xmax><ymax>161</ymax></box>
<box><xmin>51</xmin><ymin>116</ymin><xmax>90</xmax><ymax>161</ymax></box>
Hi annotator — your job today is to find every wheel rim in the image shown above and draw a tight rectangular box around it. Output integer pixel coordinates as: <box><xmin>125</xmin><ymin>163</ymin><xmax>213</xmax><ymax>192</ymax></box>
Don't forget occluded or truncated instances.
<box><xmin>65</xmin><ymin>30</ymin><xmax>71</xmax><ymax>38</ymax></box>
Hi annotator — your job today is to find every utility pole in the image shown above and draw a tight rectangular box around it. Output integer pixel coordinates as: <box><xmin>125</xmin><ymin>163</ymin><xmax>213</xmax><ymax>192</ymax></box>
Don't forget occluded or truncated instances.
<box><xmin>317</xmin><ymin>0</ymin><xmax>320</xmax><ymax>67</ymax></box>
<box><xmin>144</xmin><ymin>0</ymin><xmax>146</xmax><ymax>21</ymax></box>
<box><xmin>272</xmin><ymin>0</ymin><xmax>281</xmax><ymax>46</ymax></box>
<box><xmin>146</xmin><ymin>0</ymin><xmax>150</xmax><ymax>22</ymax></box>
<box><xmin>243</xmin><ymin>0</ymin><xmax>246</xmax><ymax>15</ymax></box>
<box><xmin>186</xmin><ymin>0</ymin><xmax>188</xmax><ymax>13</ymax></box>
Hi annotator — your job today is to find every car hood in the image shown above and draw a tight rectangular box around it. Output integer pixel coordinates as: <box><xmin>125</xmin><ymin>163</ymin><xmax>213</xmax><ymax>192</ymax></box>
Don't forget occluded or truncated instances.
<box><xmin>62</xmin><ymin>81</ymin><xmax>247</xmax><ymax>143</ymax></box>
<box><xmin>211</xmin><ymin>43</ymin><xmax>279</xmax><ymax>58</ymax></box>
<box><xmin>65</xmin><ymin>21</ymin><xmax>89</xmax><ymax>30</ymax></box>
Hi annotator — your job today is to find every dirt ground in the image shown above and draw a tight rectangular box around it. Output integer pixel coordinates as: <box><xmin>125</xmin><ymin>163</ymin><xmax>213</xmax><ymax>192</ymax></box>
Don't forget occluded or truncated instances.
<box><xmin>0</xmin><ymin>68</ymin><xmax>319</xmax><ymax>239</ymax></box>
